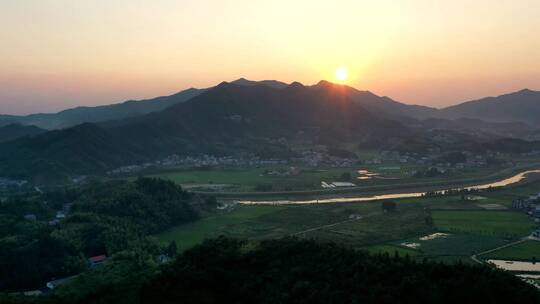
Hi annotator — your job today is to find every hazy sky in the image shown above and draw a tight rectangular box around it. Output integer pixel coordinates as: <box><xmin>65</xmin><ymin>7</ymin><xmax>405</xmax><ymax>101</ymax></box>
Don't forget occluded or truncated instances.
<box><xmin>1</xmin><ymin>0</ymin><xmax>539</xmax><ymax>115</ymax></box>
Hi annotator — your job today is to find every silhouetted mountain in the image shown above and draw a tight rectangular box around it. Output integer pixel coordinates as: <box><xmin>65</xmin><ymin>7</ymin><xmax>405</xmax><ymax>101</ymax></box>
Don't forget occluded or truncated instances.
<box><xmin>0</xmin><ymin>88</ymin><xmax>204</xmax><ymax>130</ymax></box>
<box><xmin>437</xmin><ymin>89</ymin><xmax>540</xmax><ymax>125</ymax></box>
<box><xmin>0</xmin><ymin>124</ymin><xmax>45</xmax><ymax>142</ymax></box>
<box><xmin>312</xmin><ymin>80</ymin><xmax>438</xmax><ymax>119</ymax></box>
<box><xmin>231</xmin><ymin>78</ymin><xmax>289</xmax><ymax>89</ymax></box>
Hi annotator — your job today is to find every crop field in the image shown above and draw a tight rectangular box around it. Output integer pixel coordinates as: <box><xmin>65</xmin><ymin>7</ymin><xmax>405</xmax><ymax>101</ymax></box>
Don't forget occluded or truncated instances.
<box><xmin>157</xmin><ymin>178</ymin><xmax>540</xmax><ymax>263</ymax></box>
<box><xmin>431</xmin><ymin>210</ymin><xmax>534</xmax><ymax>237</ymax></box>
<box><xmin>481</xmin><ymin>241</ymin><xmax>540</xmax><ymax>261</ymax></box>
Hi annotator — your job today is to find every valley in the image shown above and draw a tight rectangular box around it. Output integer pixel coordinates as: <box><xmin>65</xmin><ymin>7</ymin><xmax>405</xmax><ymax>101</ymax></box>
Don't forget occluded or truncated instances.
<box><xmin>1</xmin><ymin>80</ymin><xmax>540</xmax><ymax>301</ymax></box>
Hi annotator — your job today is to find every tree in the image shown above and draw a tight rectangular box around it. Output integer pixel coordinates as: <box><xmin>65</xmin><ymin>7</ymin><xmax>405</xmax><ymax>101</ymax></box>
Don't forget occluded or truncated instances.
<box><xmin>166</xmin><ymin>241</ymin><xmax>178</xmax><ymax>257</ymax></box>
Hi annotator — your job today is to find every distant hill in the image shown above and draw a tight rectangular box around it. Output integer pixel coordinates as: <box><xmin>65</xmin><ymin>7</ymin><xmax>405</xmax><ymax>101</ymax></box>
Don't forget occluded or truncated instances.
<box><xmin>0</xmin><ymin>124</ymin><xmax>45</xmax><ymax>143</ymax></box>
<box><xmin>437</xmin><ymin>89</ymin><xmax>540</xmax><ymax>125</ymax></box>
<box><xmin>0</xmin><ymin>88</ymin><xmax>205</xmax><ymax>130</ymax></box>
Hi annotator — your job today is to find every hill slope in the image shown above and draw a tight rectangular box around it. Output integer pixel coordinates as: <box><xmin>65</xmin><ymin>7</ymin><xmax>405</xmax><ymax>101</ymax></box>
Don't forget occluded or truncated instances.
<box><xmin>0</xmin><ymin>124</ymin><xmax>45</xmax><ymax>142</ymax></box>
<box><xmin>0</xmin><ymin>88</ymin><xmax>204</xmax><ymax>130</ymax></box>
<box><xmin>438</xmin><ymin>89</ymin><xmax>540</xmax><ymax>125</ymax></box>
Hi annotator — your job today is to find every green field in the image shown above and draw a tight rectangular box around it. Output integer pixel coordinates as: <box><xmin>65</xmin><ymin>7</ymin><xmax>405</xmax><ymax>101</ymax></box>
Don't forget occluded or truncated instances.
<box><xmin>158</xmin><ymin>205</ymin><xmax>285</xmax><ymax>251</ymax></box>
<box><xmin>482</xmin><ymin>241</ymin><xmax>540</xmax><ymax>261</ymax></box>
<box><xmin>157</xmin><ymin>201</ymin><xmax>433</xmax><ymax>251</ymax></box>
<box><xmin>432</xmin><ymin>210</ymin><xmax>534</xmax><ymax>237</ymax></box>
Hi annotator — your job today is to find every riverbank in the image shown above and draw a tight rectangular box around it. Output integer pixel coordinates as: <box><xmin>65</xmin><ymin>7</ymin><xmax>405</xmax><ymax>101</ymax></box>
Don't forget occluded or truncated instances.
<box><xmin>193</xmin><ymin>163</ymin><xmax>540</xmax><ymax>200</ymax></box>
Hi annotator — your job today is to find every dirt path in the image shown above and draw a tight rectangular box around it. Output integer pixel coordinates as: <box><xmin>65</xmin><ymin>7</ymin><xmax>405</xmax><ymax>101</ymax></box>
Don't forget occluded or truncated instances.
<box><xmin>291</xmin><ymin>212</ymin><xmax>378</xmax><ymax>236</ymax></box>
<box><xmin>471</xmin><ymin>238</ymin><xmax>529</xmax><ymax>264</ymax></box>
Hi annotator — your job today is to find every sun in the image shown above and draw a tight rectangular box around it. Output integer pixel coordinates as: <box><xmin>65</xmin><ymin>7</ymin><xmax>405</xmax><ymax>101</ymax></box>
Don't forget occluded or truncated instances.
<box><xmin>335</xmin><ymin>67</ymin><xmax>348</xmax><ymax>82</ymax></box>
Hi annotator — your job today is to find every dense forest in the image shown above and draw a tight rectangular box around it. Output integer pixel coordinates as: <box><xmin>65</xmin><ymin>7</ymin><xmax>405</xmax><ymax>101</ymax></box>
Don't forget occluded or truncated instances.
<box><xmin>2</xmin><ymin>237</ymin><xmax>539</xmax><ymax>303</ymax></box>
<box><xmin>0</xmin><ymin>178</ymin><xmax>212</xmax><ymax>292</ymax></box>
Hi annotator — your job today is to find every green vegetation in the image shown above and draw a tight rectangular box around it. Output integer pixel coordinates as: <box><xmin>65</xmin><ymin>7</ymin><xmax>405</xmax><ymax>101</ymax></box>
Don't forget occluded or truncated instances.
<box><xmin>4</xmin><ymin>238</ymin><xmax>539</xmax><ymax>303</ymax></box>
<box><xmin>482</xmin><ymin>241</ymin><xmax>540</xmax><ymax>261</ymax></box>
<box><xmin>0</xmin><ymin>178</ymin><xmax>213</xmax><ymax>292</ymax></box>
<box><xmin>364</xmin><ymin>244</ymin><xmax>419</xmax><ymax>257</ymax></box>
<box><xmin>157</xmin><ymin>201</ymin><xmax>433</xmax><ymax>252</ymax></box>
<box><xmin>2</xmin><ymin>171</ymin><xmax>540</xmax><ymax>298</ymax></box>
<box><xmin>432</xmin><ymin>210</ymin><xmax>534</xmax><ymax>237</ymax></box>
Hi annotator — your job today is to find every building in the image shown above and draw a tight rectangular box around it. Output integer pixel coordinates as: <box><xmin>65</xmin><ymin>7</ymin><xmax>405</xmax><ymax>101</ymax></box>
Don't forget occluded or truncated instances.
<box><xmin>533</xmin><ymin>207</ymin><xmax>540</xmax><ymax>218</ymax></box>
<box><xmin>330</xmin><ymin>182</ymin><xmax>356</xmax><ymax>187</ymax></box>
<box><xmin>46</xmin><ymin>276</ymin><xmax>76</xmax><ymax>290</ymax></box>
<box><xmin>88</xmin><ymin>255</ymin><xmax>108</xmax><ymax>267</ymax></box>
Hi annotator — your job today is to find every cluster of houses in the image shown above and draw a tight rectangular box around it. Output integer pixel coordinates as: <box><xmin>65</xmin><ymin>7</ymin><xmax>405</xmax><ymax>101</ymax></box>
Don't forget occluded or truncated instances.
<box><xmin>295</xmin><ymin>150</ymin><xmax>358</xmax><ymax>167</ymax></box>
<box><xmin>263</xmin><ymin>167</ymin><xmax>301</xmax><ymax>177</ymax></box>
<box><xmin>20</xmin><ymin>255</ymin><xmax>109</xmax><ymax>296</ymax></box>
<box><xmin>107</xmin><ymin>154</ymin><xmax>288</xmax><ymax>175</ymax></box>
<box><xmin>511</xmin><ymin>193</ymin><xmax>540</xmax><ymax>237</ymax></box>
<box><xmin>22</xmin><ymin>202</ymin><xmax>73</xmax><ymax>226</ymax></box>
<box><xmin>0</xmin><ymin>177</ymin><xmax>28</xmax><ymax>189</ymax></box>
<box><xmin>371</xmin><ymin>150</ymin><xmax>491</xmax><ymax>169</ymax></box>
<box><xmin>107</xmin><ymin>148</ymin><xmax>364</xmax><ymax>176</ymax></box>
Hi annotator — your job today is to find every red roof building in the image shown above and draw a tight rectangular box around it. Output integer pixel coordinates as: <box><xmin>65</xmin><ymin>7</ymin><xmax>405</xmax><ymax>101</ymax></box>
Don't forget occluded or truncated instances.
<box><xmin>88</xmin><ymin>255</ymin><xmax>107</xmax><ymax>264</ymax></box>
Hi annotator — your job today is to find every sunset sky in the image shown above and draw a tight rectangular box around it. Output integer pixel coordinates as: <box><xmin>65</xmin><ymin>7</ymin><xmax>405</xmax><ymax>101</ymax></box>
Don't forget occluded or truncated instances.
<box><xmin>1</xmin><ymin>0</ymin><xmax>539</xmax><ymax>115</ymax></box>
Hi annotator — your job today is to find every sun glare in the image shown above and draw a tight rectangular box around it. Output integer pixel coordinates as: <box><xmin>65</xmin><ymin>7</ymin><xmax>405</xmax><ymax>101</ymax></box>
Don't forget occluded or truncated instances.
<box><xmin>335</xmin><ymin>67</ymin><xmax>348</xmax><ymax>82</ymax></box>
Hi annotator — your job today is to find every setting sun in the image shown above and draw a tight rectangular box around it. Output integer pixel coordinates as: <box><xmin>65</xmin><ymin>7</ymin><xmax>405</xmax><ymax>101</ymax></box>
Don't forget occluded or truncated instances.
<box><xmin>335</xmin><ymin>67</ymin><xmax>348</xmax><ymax>82</ymax></box>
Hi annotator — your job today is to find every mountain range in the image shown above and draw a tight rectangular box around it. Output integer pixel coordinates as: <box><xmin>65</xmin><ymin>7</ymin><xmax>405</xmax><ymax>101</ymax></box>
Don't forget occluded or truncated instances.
<box><xmin>2</xmin><ymin>79</ymin><xmax>539</xmax><ymax>130</ymax></box>
<box><xmin>0</xmin><ymin>79</ymin><xmax>539</xmax><ymax>182</ymax></box>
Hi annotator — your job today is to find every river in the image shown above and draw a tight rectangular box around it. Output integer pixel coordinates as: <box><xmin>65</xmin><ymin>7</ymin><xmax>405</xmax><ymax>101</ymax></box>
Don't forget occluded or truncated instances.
<box><xmin>236</xmin><ymin>169</ymin><xmax>540</xmax><ymax>205</ymax></box>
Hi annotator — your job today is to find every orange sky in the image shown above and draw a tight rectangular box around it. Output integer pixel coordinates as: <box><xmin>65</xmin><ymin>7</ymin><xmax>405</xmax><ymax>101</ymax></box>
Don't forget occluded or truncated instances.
<box><xmin>1</xmin><ymin>0</ymin><xmax>539</xmax><ymax>115</ymax></box>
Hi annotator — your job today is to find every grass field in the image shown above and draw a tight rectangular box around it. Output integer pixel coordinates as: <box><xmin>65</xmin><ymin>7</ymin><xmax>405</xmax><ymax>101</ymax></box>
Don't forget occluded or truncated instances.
<box><xmin>157</xmin><ymin>201</ymin><xmax>432</xmax><ymax>251</ymax></box>
<box><xmin>482</xmin><ymin>240</ymin><xmax>540</xmax><ymax>261</ymax></box>
<box><xmin>432</xmin><ymin>210</ymin><xmax>534</xmax><ymax>237</ymax></box>
<box><xmin>157</xmin><ymin>205</ymin><xmax>286</xmax><ymax>251</ymax></box>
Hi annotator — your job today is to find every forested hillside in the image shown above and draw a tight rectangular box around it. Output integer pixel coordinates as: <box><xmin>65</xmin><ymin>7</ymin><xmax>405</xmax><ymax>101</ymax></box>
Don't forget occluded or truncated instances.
<box><xmin>0</xmin><ymin>178</ymin><xmax>214</xmax><ymax>292</ymax></box>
